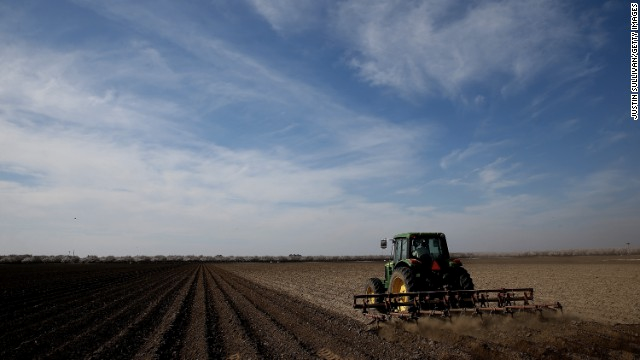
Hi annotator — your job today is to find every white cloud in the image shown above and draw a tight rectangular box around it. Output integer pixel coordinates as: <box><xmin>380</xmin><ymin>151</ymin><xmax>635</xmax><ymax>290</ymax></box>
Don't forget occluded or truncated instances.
<box><xmin>588</xmin><ymin>131</ymin><xmax>628</xmax><ymax>152</ymax></box>
<box><xmin>440</xmin><ymin>141</ymin><xmax>507</xmax><ymax>169</ymax></box>
<box><xmin>333</xmin><ymin>0</ymin><xmax>599</xmax><ymax>98</ymax></box>
<box><xmin>246</xmin><ymin>0</ymin><xmax>326</xmax><ymax>34</ymax></box>
<box><xmin>473</xmin><ymin>157</ymin><xmax>522</xmax><ymax>191</ymax></box>
<box><xmin>0</xmin><ymin>110</ymin><xmax>363</xmax><ymax>256</ymax></box>
<box><xmin>554</xmin><ymin>118</ymin><xmax>581</xmax><ymax>135</ymax></box>
<box><xmin>0</xmin><ymin>42</ymin><xmax>184</xmax><ymax>139</ymax></box>
<box><xmin>565</xmin><ymin>169</ymin><xmax>637</xmax><ymax>208</ymax></box>
<box><xmin>414</xmin><ymin>167</ymin><xmax>640</xmax><ymax>251</ymax></box>
<box><xmin>244</xmin><ymin>0</ymin><xmax>599</xmax><ymax>100</ymax></box>
<box><xmin>0</xmin><ymin>27</ymin><xmax>430</xmax><ymax>256</ymax></box>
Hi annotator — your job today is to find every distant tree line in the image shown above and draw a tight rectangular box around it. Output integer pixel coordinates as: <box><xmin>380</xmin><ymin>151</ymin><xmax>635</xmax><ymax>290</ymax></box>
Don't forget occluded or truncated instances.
<box><xmin>0</xmin><ymin>254</ymin><xmax>389</xmax><ymax>264</ymax></box>
<box><xmin>0</xmin><ymin>247</ymin><xmax>637</xmax><ymax>264</ymax></box>
<box><xmin>452</xmin><ymin>247</ymin><xmax>639</xmax><ymax>258</ymax></box>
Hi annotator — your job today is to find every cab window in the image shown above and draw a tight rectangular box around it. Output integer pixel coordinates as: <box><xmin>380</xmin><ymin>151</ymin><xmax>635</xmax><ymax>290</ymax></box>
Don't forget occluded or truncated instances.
<box><xmin>393</xmin><ymin>238</ymin><xmax>407</xmax><ymax>263</ymax></box>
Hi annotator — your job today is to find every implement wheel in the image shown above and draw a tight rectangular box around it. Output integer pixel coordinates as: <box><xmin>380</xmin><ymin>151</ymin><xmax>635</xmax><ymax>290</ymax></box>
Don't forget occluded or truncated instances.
<box><xmin>364</xmin><ymin>278</ymin><xmax>385</xmax><ymax>313</ymax></box>
<box><xmin>389</xmin><ymin>267</ymin><xmax>416</xmax><ymax>312</ymax></box>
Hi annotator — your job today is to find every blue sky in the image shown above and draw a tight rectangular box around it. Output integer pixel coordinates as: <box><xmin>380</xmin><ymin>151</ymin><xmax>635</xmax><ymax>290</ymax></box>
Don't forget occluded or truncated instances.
<box><xmin>1</xmin><ymin>0</ymin><xmax>638</xmax><ymax>256</ymax></box>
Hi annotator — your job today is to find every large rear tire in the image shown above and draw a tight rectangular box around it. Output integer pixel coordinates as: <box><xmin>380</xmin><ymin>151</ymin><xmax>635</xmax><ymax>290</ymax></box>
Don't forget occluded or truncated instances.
<box><xmin>389</xmin><ymin>267</ymin><xmax>416</xmax><ymax>312</ymax></box>
<box><xmin>448</xmin><ymin>267</ymin><xmax>474</xmax><ymax>290</ymax></box>
<box><xmin>446</xmin><ymin>267</ymin><xmax>475</xmax><ymax>307</ymax></box>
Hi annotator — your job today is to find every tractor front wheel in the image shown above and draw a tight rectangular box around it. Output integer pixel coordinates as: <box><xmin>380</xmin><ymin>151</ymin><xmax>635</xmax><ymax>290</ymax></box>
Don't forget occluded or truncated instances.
<box><xmin>364</xmin><ymin>278</ymin><xmax>385</xmax><ymax>313</ymax></box>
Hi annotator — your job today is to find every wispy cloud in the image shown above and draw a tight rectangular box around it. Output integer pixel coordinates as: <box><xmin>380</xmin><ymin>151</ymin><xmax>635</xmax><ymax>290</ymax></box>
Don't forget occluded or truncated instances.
<box><xmin>414</xmin><ymin>166</ymin><xmax>640</xmax><ymax>251</ymax></box>
<box><xmin>553</xmin><ymin>118</ymin><xmax>581</xmax><ymax>135</ymax></box>
<box><xmin>588</xmin><ymin>131</ymin><xmax>629</xmax><ymax>152</ymax></box>
<box><xmin>0</xmin><ymin>37</ymin><xmax>420</xmax><ymax>203</ymax></box>
<box><xmin>0</xmin><ymin>3</ymin><xmax>433</xmax><ymax>255</ymax></box>
<box><xmin>473</xmin><ymin>157</ymin><xmax>522</xmax><ymax>191</ymax></box>
<box><xmin>246</xmin><ymin>0</ymin><xmax>326</xmax><ymax>34</ymax></box>
<box><xmin>439</xmin><ymin>141</ymin><xmax>508</xmax><ymax>169</ymax></box>
<box><xmin>565</xmin><ymin>169</ymin><xmax>639</xmax><ymax>209</ymax></box>
<box><xmin>436</xmin><ymin>156</ymin><xmax>525</xmax><ymax>195</ymax></box>
<box><xmin>333</xmin><ymin>0</ymin><xmax>602</xmax><ymax>99</ymax></box>
<box><xmin>246</xmin><ymin>0</ymin><xmax>604</xmax><ymax>101</ymax></box>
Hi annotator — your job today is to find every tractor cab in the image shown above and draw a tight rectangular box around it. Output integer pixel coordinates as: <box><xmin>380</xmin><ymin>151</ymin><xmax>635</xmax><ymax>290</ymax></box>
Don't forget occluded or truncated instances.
<box><xmin>382</xmin><ymin>232</ymin><xmax>453</xmax><ymax>289</ymax></box>
<box><xmin>409</xmin><ymin>233</ymin><xmax>450</xmax><ymax>263</ymax></box>
<box><xmin>385</xmin><ymin>232</ymin><xmax>450</xmax><ymax>264</ymax></box>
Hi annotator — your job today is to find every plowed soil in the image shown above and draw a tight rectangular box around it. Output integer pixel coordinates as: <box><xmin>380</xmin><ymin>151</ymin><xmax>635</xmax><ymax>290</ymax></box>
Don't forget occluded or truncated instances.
<box><xmin>1</xmin><ymin>257</ymin><xmax>639</xmax><ymax>359</ymax></box>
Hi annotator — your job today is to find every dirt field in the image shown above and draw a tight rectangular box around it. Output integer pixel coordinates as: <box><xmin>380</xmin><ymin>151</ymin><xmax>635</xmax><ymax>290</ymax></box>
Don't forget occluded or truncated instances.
<box><xmin>220</xmin><ymin>255</ymin><xmax>640</xmax><ymax>325</ymax></box>
<box><xmin>0</xmin><ymin>257</ymin><xmax>638</xmax><ymax>359</ymax></box>
<box><xmin>220</xmin><ymin>256</ymin><xmax>640</xmax><ymax>359</ymax></box>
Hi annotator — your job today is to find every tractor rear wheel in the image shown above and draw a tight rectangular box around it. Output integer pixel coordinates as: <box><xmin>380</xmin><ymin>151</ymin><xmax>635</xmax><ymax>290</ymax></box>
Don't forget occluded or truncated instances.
<box><xmin>448</xmin><ymin>267</ymin><xmax>474</xmax><ymax>290</ymax></box>
<box><xmin>446</xmin><ymin>267</ymin><xmax>475</xmax><ymax>307</ymax></box>
<box><xmin>364</xmin><ymin>278</ymin><xmax>385</xmax><ymax>312</ymax></box>
<box><xmin>389</xmin><ymin>267</ymin><xmax>416</xmax><ymax>312</ymax></box>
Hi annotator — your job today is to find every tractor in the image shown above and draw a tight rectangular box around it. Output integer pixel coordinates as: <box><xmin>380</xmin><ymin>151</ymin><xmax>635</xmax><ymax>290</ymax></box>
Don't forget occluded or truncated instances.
<box><xmin>354</xmin><ymin>232</ymin><xmax>562</xmax><ymax>319</ymax></box>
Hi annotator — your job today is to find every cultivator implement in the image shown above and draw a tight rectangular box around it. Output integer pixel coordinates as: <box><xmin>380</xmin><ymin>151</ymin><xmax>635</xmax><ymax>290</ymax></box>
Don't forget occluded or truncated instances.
<box><xmin>354</xmin><ymin>288</ymin><xmax>562</xmax><ymax>321</ymax></box>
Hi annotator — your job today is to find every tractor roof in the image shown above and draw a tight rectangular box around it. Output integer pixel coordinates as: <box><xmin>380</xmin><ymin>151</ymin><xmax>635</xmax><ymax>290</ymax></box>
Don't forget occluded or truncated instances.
<box><xmin>393</xmin><ymin>232</ymin><xmax>445</xmax><ymax>238</ymax></box>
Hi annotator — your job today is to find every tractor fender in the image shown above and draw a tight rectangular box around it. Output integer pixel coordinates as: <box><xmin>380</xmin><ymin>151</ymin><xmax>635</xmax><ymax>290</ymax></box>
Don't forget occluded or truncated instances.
<box><xmin>394</xmin><ymin>260</ymin><xmax>424</xmax><ymax>279</ymax></box>
<box><xmin>396</xmin><ymin>257</ymin><xmax>426</xmax><ymax>268</ymax></box>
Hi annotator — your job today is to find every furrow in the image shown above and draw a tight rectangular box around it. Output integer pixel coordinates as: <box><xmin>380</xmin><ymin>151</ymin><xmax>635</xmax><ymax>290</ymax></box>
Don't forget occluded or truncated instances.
<box><xmin>206</xmin><ymin>265</ymin><xmax>314</xmax><ymax>359</ymax></box>
<box><xmin>209</xmin><ymin>265</ymin><xmax>417</xmax><ymax>360</ymax></box>
<box><xmin>202</xmin><ymin>265</ymin><xmax>261</xmax><ymax>359</ymax></box>
<box><xmin>201</xmin><ymin>265</ymin><xmax>224</xmax><ymax>359</ymax></box>
<box><xmin>1</xmin><ymin>265</ymin><xmax>189</xmax><ymax>359</ymax></box>
<box><xmin>87</xmin><ymin>265</ymin><xmax>198</xmax><ymax>359</ymax></box>
<box><xmin>152</xmin><ymin>265</ymin><xmax>202</xmax><ymax>359</ymax></box>
<box><xmin>42</xmin><ymin>266</ymin><xmax>192</xmax><ymax>359</ymax></box>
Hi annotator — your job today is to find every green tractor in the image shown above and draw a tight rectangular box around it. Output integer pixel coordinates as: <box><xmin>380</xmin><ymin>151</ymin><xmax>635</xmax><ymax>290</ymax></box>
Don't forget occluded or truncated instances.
<box><xmin>364</xmin><ymin>232</ymin><xmax>473</xmax><ymax>311</ymax></box>
<box><xmin>355</xmin><ymin>232</ymin><xmax>563</xmax><ymax>319</ymax></box>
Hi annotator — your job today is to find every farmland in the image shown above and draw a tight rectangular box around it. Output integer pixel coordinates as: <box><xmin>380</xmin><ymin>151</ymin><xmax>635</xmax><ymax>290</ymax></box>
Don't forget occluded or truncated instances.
<box><xmin>1</xmin><ymin>257</ymin><xmax>639</xmax><ymax>359</ymax></box>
